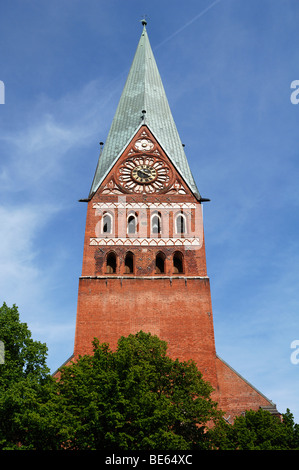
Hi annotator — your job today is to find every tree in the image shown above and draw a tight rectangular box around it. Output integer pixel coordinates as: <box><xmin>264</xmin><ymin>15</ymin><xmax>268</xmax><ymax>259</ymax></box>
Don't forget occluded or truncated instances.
<box><xmin>209</xmin><ymin>408</ymin><xmax>299</xmax><ymax>450</ymax></box>
<box><xmin>0</xmin><ymin>302</ymin><xmax>49</xmax><ymax>389</ymax></box>
<box><xmin>1</xmin><ymin>305</ymin><xmax>298</xmax><ymax>451</ymax></box>
<box><xmin>0</xmin><ymin>302</ymin><xmax>61</xmax><ymax>450</ymax></box>
<box><xmin>56</xmin><ymin>331</ymin><xmax>223</xmax><ymax>450</ymax></box>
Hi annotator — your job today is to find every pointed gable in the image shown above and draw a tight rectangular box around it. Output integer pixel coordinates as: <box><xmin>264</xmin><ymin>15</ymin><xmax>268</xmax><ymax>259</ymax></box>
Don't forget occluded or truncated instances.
<box><xmin>97</xmin><ymin>125</ymin><xmax>192</xmax><ymax>197</ymax></box>
<box><xmin>89</xmin><ymin>22</ymin><xmax>200</xmax><ymax>200</ymax></box>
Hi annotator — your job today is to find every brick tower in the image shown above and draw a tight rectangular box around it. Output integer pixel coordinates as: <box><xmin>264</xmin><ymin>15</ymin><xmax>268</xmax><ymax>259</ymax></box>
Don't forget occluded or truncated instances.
<box><xmin>66</xmin><ymin>21</ymin><xmax>278</xmax><ymax>420</ymax></box>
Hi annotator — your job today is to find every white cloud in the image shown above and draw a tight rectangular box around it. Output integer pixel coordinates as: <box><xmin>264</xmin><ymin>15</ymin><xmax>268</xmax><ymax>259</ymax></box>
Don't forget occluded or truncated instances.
<box><xmin>0</xmin><ymin>78</ymin><xmax>120</xmax><ymax>197</ymax></box>
<box><xmin>0</xmin><ymin>74</ymin><xmax>126</xmax><ymax>370</ymax></box>
<box><xmin>0</xmin><ymin>77</ymin><xmax>113</xmax><ymax>311</ymax></box>
<box><xmin>0</xmin><ymin>80</ymin><xmax>113</xmax><ymax>368</ymax></box>
<box><xmin>0</xmin><ymin>199</ymin><xmax>76</xmax><ymax>372</ymax></box>
<box><xmin>0</xmin><ymin>204</ymin><xmax>56</xmax><ymax>304</ymax></box>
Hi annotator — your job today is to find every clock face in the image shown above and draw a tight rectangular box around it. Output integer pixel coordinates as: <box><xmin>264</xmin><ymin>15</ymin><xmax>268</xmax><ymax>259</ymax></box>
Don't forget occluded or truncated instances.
<box><xmin>116</xmin><ymin>156</ymin><xmax>173</xmax><ymax>194</ymax></box>
<box><xmin>132</xmin><ymin>164</ymin><xmax>157</xmax><ymax>183</ymax></box>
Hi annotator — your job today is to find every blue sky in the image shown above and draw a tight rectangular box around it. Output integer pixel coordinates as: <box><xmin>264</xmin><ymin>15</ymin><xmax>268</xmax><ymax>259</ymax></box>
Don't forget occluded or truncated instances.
<box><xmin>1</xmin><ymin>0</ymin><xmax>299</xmax><ymax>422</ymax></box>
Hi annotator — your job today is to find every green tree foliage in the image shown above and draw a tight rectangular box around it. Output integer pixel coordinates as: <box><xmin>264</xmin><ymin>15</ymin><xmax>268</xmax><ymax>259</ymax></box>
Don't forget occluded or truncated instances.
<box><xmin>0</xmin><ymin>302</ymin><xmax>61</xmax><ymax>449</ymax></box>
<box><xmin>57</xmin><ymin>332</ymin><xmax>223</xmax><ymax>450</ymax></box>
<box><xmin>0</xmin><ymin>302</ymin><xmax>49</xmax><ymax>389</ymax></box>
<box><xmin>209</xmin><ymin>408</ymin><xmax>299</xmax><ymax>450</ymax></box>
<box><xmin>0</xmin><ymin>302</ymin><xmax>298</xmax><ymax>451</ymax></box>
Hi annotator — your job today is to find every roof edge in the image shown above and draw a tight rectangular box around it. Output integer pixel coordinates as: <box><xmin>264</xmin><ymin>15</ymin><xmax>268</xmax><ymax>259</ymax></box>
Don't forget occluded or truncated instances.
<box><xmin>216</xmin><ymin>353</ymin><xmax>276</xmax><ymax>406</ymax></box>
<box><xmin>88</xmin><ymin>122</ymin><xmax>144</xmax><ymax>198</ymax></box>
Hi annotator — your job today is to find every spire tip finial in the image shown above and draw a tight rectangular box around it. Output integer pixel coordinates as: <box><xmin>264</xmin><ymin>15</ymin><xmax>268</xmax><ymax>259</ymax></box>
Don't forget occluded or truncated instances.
<box><xmin>141</xmin><ymin>17</ymin><xmax>147</xmax><ymax>27</ymax></box>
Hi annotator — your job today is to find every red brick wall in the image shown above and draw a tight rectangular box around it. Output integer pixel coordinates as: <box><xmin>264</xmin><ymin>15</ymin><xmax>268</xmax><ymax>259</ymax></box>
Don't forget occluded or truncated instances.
<box><xmin>214</xmin><ymin>356</ymin><xmax>274</xmax><ymax>420</ymax></box>
<box><xmin>74</xmin><ymin>276</ymin><xmax>218</xmax><ymax>390</ymax></box>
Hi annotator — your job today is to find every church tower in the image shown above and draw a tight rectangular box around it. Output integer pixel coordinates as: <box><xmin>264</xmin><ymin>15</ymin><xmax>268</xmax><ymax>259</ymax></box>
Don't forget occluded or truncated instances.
<box><xmin>69</xmin><ymin>21</ymin><xmax>278</xmax><ymax>420</ymax></box>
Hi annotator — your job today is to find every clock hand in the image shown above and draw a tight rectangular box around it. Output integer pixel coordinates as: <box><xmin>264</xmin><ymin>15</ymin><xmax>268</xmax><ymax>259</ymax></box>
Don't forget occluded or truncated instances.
<box><xmin>138</xmin><ymin>170</ymin><xmax>150</xmax><ymax>178</ymax></box>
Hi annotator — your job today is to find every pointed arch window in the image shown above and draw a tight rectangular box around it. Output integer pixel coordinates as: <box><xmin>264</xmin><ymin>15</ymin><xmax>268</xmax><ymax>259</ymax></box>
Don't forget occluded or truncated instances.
<box><xmin>176</xmin><ymin>214</ymin><xmax>186</xmax><ymax>234</ymax></box>
<box><xmin>103</xmin><ymin>213</ymin><xmax>113</xmax><ymax>234</ymax></box>
<box><xmin>106</xmin><ymin>251</ymin><xmax>117</xmax><ymax>274</ymax></box>
<box><xmin>155</xmin><ymin>251</ymin><xmax>165</xmax><ymax>274</ymax></box>
<box><xmin>151</xmin><ymin>212</ymin><xmax>162</xmax><ymax>234</ymax></box>
<box><xmin>124</xmin><ymin>251</ymin><xmax>134</xmax><ymax>274</ymax></box>
<box><xmin>173</xmin><ymin>251</ymin><xmax>184</xmax><ymax>274</ymax></box>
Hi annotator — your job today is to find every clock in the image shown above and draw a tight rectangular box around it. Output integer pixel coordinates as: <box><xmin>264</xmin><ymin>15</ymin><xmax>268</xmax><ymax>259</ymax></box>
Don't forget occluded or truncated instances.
<box><xmin>132</xmin><ymin>164</ymin><xmax>157</xmax><ymax>183</ymax></box>
<box><xmin>116</xmin><ymin>155</ymin><xmax>173</xmax><ymax>194</ymax></box>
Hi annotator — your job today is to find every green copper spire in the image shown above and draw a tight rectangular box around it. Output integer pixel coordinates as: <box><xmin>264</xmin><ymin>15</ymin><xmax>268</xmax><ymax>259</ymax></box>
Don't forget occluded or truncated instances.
<box><xmin>89</xmin><ymin>22</ymin><xmax>200</xmax><ymax>199</ymax></box>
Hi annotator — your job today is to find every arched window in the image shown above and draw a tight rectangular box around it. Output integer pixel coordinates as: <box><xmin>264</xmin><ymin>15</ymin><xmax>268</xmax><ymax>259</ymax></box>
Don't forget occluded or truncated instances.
<box><xmin>173</xmin><ymin>251</ymin><xmax>184</xmax><ymax>274</ymax></box>
<box><xmin>176</xmin><ymin>214</ymin><xmax>186</xmax><ymax>234</ymax></box>
<box><xmin>155</xmin><ymin>252</ymin><xmax>165</xmax><ymax>274</ymax></box>
<box><xmin>106</xmin><ymin>251</ymin><xmax>117</xmax><ymax>274</ymax></box>
<box><xmin>103</xmin><ymin>213</ymin><xmax>113</xmax><ymax>234</ymax></box>
<box><xmin>127</xmin><ymin>214</ymin><xmax>137</xmax><ymax>235</ymax></box>
<box><xmin>151</xmin><ymin>212</ymin><xmax>161</xmax><ymax>234</ymax></box>
<box><xmin>124</xmin><ymin>251</ymin><xmax>134</xmax><ymax>274</ymax></box>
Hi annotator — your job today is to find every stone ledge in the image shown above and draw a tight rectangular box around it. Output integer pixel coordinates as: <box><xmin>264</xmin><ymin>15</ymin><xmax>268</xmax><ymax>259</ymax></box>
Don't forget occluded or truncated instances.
<box><xmin>79</xmin><ymin>275</ymin><xmax>209</xmax><ymax>280</ymax></box>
